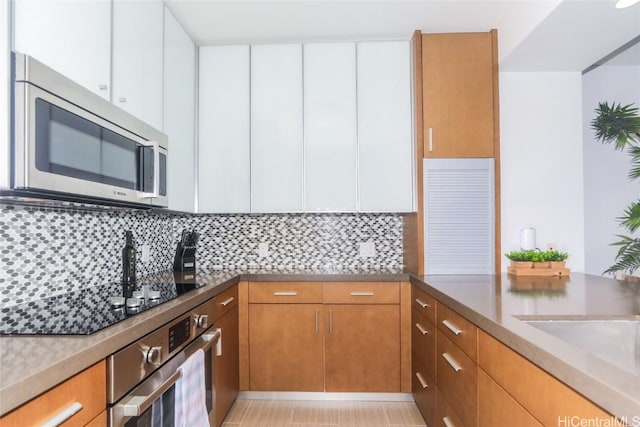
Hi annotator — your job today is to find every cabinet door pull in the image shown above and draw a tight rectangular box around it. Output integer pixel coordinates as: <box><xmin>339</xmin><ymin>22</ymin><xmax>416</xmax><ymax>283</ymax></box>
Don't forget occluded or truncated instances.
<box><xmin>415</xmin><ymin>298</ymin><xmax>429</xmax><ymax>308</ymax></box>
<box><xmin>350</xmin><ymin>291</ymin><xmax>374</xmax><ymax>296</ymax></box>
<box><xmin>415</xmin><ymin>372</ymin><xmax>429</xmax><ymax>389</ymax></box>
<box><xmin>220</xmin><ymin>297</ymin><xmax>235</xmax><ymax>307</ymax></box>
<box><xmin>40</xmin><ymin>402</ymin><xmax>83</xmax><ymax>427</ymax></box>
<box><xmin>315</xmin><ymin>309</ymin><xmax>320</xmax><ymax>335</ymax></box>
<box><xmin>442</xmin><ymin>416</ymin><xmax>456</xmax><ymax>427</ymax></box>
<box><xmin>442</xmin><ymin>352</ymin><xmax>462</xmax><ymax>372</ymax></box>
<box><xmin>415</xmin><ymin>323</ymin><xmax>429</xmax><ymax>335</ymax></box>
<box><xmin>428</xmin><ymin>127</ymin><xmax>433</xmax><ymax>152</ymax></box>
<box><xmin>441</xmin><ymin>319</ymin><xmax>462</xmax><ymax>335</ymax></box>
<box><xmin>329</xmin><ymin>310</ymin><xmax>333</xmax><ymax>334</ymax></box>
<box><xmin>273</xmin><ymin>291</ymin><xmax>297</xmax><ymax>296</ymax></box>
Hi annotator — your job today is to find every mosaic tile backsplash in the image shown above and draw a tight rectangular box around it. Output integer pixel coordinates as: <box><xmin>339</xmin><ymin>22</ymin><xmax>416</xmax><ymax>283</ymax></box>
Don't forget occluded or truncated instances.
<box><xmin>0</xmin><ymin>204</ymin><xmax>403</xmax><ymax>307</ymax></box>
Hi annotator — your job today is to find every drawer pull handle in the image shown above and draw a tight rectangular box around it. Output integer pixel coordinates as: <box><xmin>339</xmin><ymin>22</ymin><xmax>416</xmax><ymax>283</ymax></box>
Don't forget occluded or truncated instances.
<box><xmin>428</xmin><ymin>127</ymin><xmax>434</xmax><ymax>152</ymax></box>
<box><xmin>329</xmin><ymin>310</ymin><xmax>333</xmax><ymax>334</ymax></box>
<box><xmin>415</xmin><ymin>323</ymin><xmax>429</xmax><ymax>335</ymax></box>
<box><xmin>442</xmin><ymin>352</ymin><xmax>462</xmax><ymax>372</ymax></box>
<box><xmin>415</xmin><ymin>298</ymin><xmax>429</xmax><ymax>308</ymax></box>
<box><xmin>415</xmin><ymin>372</ymin><xmax>429</xmax><ymax>389</ymax></box>
<box><xmin>41</xmin><ymin>402</ymin><xmax>83</xmax><ymax>427</ymax></box>
<box><xmin>315</xmin><ymin>309</ymin><xmax>320</xmax><ymax>335</ymax></box>
<box><xmin>220</xmin><ymin>297</ymin><xmax>235</xmax><ymax>306</ymax></box>
<box><xmin>350</xmin><ymin>291</ymin><xmax>374</xmax><ymax>296</ymax></box>
<box><xmin>273</xmin><ymin>291</ymin><xmax>297</xmax><ymax>296</ymax></box>
<box><xmin>442</xmin><ymin>319</ymin><xmax>462</xmax><ymax>335</ymax></box>
<box><xmin>442</xmin><ymin>416</ymin><xmax>456</xmax><ymax>427</ymax></box>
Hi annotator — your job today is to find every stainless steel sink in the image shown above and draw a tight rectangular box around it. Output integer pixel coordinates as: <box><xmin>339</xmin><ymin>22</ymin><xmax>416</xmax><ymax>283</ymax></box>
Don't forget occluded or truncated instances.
<box><xmin>515</xmin><ymin>315</ymin><xmax>640</xmax><ymax>375</ymax></box>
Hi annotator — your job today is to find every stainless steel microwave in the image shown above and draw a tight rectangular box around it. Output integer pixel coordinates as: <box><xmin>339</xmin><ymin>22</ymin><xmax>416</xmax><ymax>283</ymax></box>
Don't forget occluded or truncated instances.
<box><xmin>6</xmin><ymin>52</ymin><xmax>168</xmax><ymax>208</ymax></box>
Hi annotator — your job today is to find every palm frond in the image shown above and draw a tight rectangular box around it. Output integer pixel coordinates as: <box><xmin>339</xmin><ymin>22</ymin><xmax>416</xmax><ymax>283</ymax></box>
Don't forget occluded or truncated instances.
<box><xmin>616</xmin><ymin>200</ymin><xmax>640</xmax><ymax>232</ymax></box>
<box><xmin>604</xmin><ymin>235</ymin><xmax>640</xmax><ymax>275</ymax></box>
<box><xmin>591</xmin><ymin>102</ymin><xmax>640</xmax><ymax>150</ymax></box>
<box><xmin>628</xmin><ymin>145</ymin><xmax>640</xmax><ymax>180</ymax></box>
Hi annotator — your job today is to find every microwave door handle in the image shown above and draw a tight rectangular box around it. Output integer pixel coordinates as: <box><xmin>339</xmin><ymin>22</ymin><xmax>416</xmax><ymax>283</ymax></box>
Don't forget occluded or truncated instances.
<box><xmin>139</xmin><ymin>141</ymin><xmax>160</xmax><ymax>200</ymax></box>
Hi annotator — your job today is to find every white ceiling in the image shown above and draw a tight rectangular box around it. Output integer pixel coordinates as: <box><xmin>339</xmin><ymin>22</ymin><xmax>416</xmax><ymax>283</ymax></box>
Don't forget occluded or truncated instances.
<box><xmin>165</xmin><ymin>0</ymin><xmax>640</xmax><ymax>72</ymax></box>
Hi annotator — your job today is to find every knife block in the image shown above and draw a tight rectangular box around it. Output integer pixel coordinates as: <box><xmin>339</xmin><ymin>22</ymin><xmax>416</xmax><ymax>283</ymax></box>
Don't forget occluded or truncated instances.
<box><xmin>173</xmin><ymin>242</ymin><xmax>196</xmax><ymax>272</ymax></box>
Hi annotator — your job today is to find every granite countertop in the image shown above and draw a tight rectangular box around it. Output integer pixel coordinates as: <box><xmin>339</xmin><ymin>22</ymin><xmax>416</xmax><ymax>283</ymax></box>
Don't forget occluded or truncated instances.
<box><xmin>0</xmin><ymin>268</ymin><xmax>408</xmax><ymax>416</ymax></box>
<box><xmin>411</xmin><ymin>273</ymin><xmax>640</xmax><ymax>419</ymax></box>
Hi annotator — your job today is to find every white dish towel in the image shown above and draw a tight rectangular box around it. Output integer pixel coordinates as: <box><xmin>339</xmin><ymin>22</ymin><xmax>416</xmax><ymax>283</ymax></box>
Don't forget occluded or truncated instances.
<box><xmin>174</xmin><ymin>348</ymin><xmax>210</xmax><ymax>427</ymax></box>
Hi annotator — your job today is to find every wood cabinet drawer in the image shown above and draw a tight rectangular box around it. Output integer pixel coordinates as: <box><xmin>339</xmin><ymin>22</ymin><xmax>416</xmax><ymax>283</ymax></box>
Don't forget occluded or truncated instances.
<box><xmin>214</xmin><ymin>285</ymin><xmax>238</xmax><ymax>320</ymax></box>
<box><xmin>477</xmin><ymin>331</ymin><xmax>613</xmax><ymax>426</ymax></box>
<box><xmin>478</xmin><ymin>369</ymin><xmax>541</xmax><ymax>427</ymax></box>
<box><xmin>437</xmin><ymin>332</ymin><xmax>477</xmax><ymax>427</ymax></box>
<box><xmin>248</xmin><ymin>282</ymin><xmax>323</xmax><ymax>303</ymax></box>
<box><xmin>412</xmin><ymin>286</ymin><xmax>436</xmax><ymax>323</ymax></box>
<box><xmin>0</xmin><ymin>360</ymin><xmax>106</xmax><ymax>427</ymax></box>
<box><xmin>323</xmin><ymin>282</ymin><xmax>399</xmax><ymax>304</ymax></box>
<box><xmin>437</xmin><ymin>303</ymin><xmax>477</xmax><ymax>361</ymax></box>
<box><xmin>413</xmin><ymin>362</ymin><xmax>436</xmax><ymax>427</ymax></box>
<box><xmin>412</xmin><ymin>308</ymin><xmax>435</xmax><ymax>380</ymax></box>
<box><xmin>437</xmin><ymin>388</ymin><xmax>468</xmax><ymax>427</ymax></box>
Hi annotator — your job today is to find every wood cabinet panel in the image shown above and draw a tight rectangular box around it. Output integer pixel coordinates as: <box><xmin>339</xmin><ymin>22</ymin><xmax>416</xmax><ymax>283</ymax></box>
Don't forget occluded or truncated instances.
<box><xmin>214</xmin><ymin>285</ymin><xmax>238</xmax><ymax>320</ymax></box>
<box><xmin>323</xmin><ymin>281</ymin><xmax>399</xmax><ymax>304</ymax></box>
<box><xmin>478</xmin><ymin>369</ymin><xmax>541</xmax><ymax>427</ymax></box>
<box><xmin>413</xmin><ymin>361</ymin><xmax>436</xmax><ymax>427</ymax></box>
<box><xmin>477</xmin><ymin>331</ymin><xmax>613</xmax><ymax>426</ymax></box>
<box><xmin>412</xmin><ymin>286</ymin><xmax>436</xmax><ymax>324</ymax></box>
<box><xmin>249</xmin><ymin>303</ymin><xmax>324</xmax><ymax>391</ymax></box>
<box><xmin>437</xmin><ymin>388</ymin><xmax>467</xmax><ymax>427</ymax></box>
<box><xmin>412</xmin><ymin>308</ymin><xmax>436</xmax><ymax>380</ymax></box>
<box><xmin>325</xmin><ymin>304</ymin><xmax>400</xmax><ymax>392</ymax></box>
<box><xmin>0</xmin><ymin>360</ymin><xmax>105</xmax><ymax>427</ymax></box>
<box><xmin>248</xmin><ymin>281</ymin><xmax>323</xmax><ymax>304</ymax></box>
<box><xmin>214</xmin><ymin>305</ymin><xmax>239</xmax><ymax>427</ymax></box>
<box><xmin>436</xmin><ymin>332</ymin><xmax>477</xmax><ymax>427</ymax></box>
<box><xmin>422</xmin><ymin>32</ymin><xmax>496</xmax><ymax>158</ymax></box>
<box><xmin>437</xmin><ymin>303</ymin><xmax>477</xmax><ymax>361</ymax></box>
<box><xmin>85</xmin><ymin>410</ymin><xmax>107</xmax><ymax>427</ymax></box>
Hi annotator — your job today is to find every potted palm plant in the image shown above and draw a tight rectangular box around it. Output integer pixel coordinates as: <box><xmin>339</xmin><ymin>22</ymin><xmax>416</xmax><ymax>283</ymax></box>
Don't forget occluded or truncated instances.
<box><xmin>591</xmin><ymin>102</ymin><xmax>640</xmax><ymax>275</ymax></box>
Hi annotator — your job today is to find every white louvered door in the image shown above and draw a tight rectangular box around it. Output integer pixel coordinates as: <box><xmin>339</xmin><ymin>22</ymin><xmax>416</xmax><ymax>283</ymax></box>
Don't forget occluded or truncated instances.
<box><xmin>424</xmin><ymin>159</ymin><xmax>495</xmax><ymax>274</ymax></box>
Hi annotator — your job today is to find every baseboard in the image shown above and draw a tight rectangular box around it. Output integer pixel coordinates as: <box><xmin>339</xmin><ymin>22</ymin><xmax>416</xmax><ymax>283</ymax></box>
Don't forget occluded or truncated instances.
<box><xmin>237</xmin><ymin>391</ymin><xmax>415</xmax><ymax>402</ymax></box>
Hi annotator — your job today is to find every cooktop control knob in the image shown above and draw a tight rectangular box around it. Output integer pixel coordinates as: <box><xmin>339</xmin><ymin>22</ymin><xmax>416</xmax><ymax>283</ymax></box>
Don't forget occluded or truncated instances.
<box><xmin>194</xmin><ymin>314</ymin><xmax>209</xmax><ymax>329</ymax></box>
<box><xmin>145</xmin><ymin>346</ymin><xmax>162</xmax><ymax>366</ymax></box>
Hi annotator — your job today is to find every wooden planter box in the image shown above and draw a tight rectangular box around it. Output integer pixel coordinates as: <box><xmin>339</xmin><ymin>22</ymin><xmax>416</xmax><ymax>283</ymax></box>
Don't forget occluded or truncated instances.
<box><xmin>507</xmin><ymin>265</ymin><xmax>570</xmax><ymax>277</ymax></box>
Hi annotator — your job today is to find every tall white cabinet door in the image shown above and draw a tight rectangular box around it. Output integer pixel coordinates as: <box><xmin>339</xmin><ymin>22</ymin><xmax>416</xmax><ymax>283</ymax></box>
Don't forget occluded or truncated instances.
<box><xmin>304</xmin><ymin>43</ymin><xmax>357</xmax><ymax>212</ymax></box>
<box><xmin>251</xmin><ymin>44</ymin><xmax>304</xmax><ymax>213</ymax></box>
<box><xmin>163</xmin><ymin>8</ymin><xmax>195</xmax><ymax>213</ymax></box>
<box><xmin>357</xmin><ymin>41</ymin><xmax>413</xmax><ymax>212</ymax></box>
<box><xmin>1</xmin><ymin>0</ymin><xmax>9</xmax><ymax>188</ymax></box>
<box><xmin>13</xmin><ymin>0</ymin><xmax>111</xmax><ymax>100</ymax></box>
<box><xmin>198</xmin><ymin>45</ymin><xmax>251</xmax><ymax>213</ymax></box>
<box><xmin>112</xmin><ymin>0</ymin><xmax>164</xmax><ymax>130</ymax></box>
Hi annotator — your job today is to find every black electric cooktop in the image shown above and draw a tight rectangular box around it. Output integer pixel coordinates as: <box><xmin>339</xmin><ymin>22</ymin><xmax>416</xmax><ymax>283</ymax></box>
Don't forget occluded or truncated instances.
<box><xmin>0</xmin><ymin>280</ymin><xmax>202</xmax><ymax>336</ymax></box>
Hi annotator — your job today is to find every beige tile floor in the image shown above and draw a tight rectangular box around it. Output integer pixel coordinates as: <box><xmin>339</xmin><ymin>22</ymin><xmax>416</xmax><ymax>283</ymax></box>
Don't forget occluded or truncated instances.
<box><xmin>221</xmin><ymin>399</ymin><xmax>427</xmax><ymax>427</ymax></box>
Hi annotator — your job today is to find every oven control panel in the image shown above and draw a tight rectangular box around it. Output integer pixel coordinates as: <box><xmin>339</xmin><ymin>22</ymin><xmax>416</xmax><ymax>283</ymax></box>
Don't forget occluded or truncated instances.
<box><xmin>169</xmin><ymin>316</ymin><xmax>191</xmax><ymax>353</ymax></box>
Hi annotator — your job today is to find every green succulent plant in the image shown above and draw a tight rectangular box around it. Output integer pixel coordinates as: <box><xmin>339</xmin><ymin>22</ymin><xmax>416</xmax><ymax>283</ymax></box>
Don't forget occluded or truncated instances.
<box><xmin>591</xmin><ymin>102</ymin><xmax>640</xmax><ymax>275</ymax></box>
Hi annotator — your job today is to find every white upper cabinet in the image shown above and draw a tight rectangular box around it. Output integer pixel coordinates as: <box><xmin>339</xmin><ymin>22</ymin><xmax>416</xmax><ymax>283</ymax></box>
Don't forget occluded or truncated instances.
<box><xmin>357</xmin><ymin>41</ymin><xmax>413</xmax><ymax>212</ymax></box>
<box><xmin>1</xmin><ymin>0</ymin><xmax>9</xmax><ymax>188</ymax></box>
<box><xmin>198</xmin><ymin>45</ymin><xmax>251</xmax><ymax>213</ymax></box>
<box><xmin>303</xmin><ymin>43</ymin><xmax>357</xmax><ymax>212</ymax></box>
<box><xmin>163</xmin><ymin>7</ymin><xmax>195</xmax><ymax>213</ymax></box>
<box><xmin>13</xmin><ymin>0</ymin><xmax>112</xmax><ymax>100</ymax></box>
<box><xmin>112</xmin><ymin>0</ymin><xmax>164</xmax><ymax>130</ymax></box>
<box><xmin>250</xmin><ymin>44</ymin><xmax>304</xmax><ymax>213</ymax></box>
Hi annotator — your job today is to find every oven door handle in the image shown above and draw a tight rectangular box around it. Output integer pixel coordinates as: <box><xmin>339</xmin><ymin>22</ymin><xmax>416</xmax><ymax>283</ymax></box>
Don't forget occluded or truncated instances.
<box><xmin>120</xmin><ymin>329</ymin><xmax>221</xmax><ymax>417</ymax></box>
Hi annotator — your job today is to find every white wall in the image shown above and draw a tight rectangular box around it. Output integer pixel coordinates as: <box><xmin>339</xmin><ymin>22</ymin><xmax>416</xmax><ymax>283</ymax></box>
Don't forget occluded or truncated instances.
<box><xmin>582</xmin><ymin>64</ymin><xmax>640</xmax><ymax>276</ymax></box>
<box><xmin>500</xmin><ymin>72</ymin><xmax>585</xmax><ymax>272</ymax></box>
<box><xmin>0</xmin><ymin>0</ymin><xmax>9</xmax><ymax>188</ymax></box>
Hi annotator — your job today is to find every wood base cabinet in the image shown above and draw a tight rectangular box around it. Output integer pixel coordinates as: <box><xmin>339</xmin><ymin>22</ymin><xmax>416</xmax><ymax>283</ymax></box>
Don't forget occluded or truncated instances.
<box><xmin>325</xmin><ymin>304</ymin><xmax>400</xmax><ymax>392</ymax></box>
<box><xmin>213</xmin><ymin>286</ymin><xmax>240</xmax><ymax>427</ymax></box>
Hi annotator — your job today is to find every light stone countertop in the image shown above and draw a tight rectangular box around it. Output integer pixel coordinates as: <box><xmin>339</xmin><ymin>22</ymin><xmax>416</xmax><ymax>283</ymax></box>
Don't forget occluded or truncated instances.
<box><xmin>412</xmin><ymin>273</ymin><xmax>640</xmax><ymax>420</ymax></box>
<box><xmin>1</xmin><ymin>270</ymin><xmax>638</xmax><ymax>419</ymax></box>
